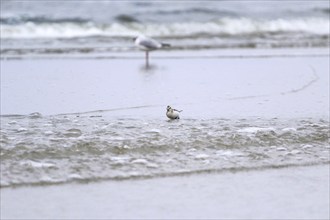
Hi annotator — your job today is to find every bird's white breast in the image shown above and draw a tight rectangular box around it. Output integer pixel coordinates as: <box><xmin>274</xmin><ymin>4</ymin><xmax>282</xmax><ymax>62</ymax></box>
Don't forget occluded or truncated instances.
<box><xmin>166</xmin><ymin>110</ymin><xmax>179</xmax><ymax>119</ymax></box>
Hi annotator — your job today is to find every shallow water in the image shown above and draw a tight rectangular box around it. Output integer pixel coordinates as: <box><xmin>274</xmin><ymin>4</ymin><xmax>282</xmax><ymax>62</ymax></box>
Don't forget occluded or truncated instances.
<box><xmin>1</xmin><ymin>112</ymin><xmax>329</xmax><ymax>187</ymax></box>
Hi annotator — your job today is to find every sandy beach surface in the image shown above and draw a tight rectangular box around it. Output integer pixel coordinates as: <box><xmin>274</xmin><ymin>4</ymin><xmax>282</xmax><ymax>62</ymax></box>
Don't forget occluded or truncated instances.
<box><xmin>1</xmin><ymin>48</ymin><xmax>329</xmax><ymax>118</ymax></box>
<box><xmin>1</xmin><ymin>48</ymin><xmax>329</xmax><ymax>219</ymax></box>
<box><xmin>1</xmin><ymin>165</ymin><xmax>329</xmax><ymax>219</ymax></box>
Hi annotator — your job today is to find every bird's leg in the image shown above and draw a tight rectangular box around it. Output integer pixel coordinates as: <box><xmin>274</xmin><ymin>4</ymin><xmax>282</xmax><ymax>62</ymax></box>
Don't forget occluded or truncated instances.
<box><xmin>145</xmin><ymin>51</ymin><xmax>149</xmax><ymax>68</ymax></box>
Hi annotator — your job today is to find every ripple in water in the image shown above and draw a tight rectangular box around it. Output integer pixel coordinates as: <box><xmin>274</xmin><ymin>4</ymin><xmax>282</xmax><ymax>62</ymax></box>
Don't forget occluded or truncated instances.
<box><xmin>0</xmin><ymin>114</ymin><xmax>329</xmax><ymax>187</ymax></box>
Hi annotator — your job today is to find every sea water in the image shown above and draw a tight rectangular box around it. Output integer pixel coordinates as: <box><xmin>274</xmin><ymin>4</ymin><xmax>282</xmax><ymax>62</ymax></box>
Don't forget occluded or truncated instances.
<box><xmin>1</xmin><ymin>113</ymin><xmax>329</xmax><ymax>187</ymax></box>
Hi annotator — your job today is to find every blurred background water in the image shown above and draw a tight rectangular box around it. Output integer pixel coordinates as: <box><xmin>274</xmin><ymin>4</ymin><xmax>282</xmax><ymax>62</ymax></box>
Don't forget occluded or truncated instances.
<box><xmin>1</xmin><ymin>0</ymin><xmax>329</xmax><ymax>57</ymax></box>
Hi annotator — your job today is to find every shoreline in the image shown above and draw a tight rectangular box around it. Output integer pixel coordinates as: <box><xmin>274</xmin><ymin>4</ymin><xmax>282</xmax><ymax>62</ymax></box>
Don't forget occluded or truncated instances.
<box><xmin>1</xmin><ymin>47</ymin><xmax>329</xmax><ymax>61</ymax></box>
<box><xmin>1</xmin><ymin>161</ymin><xmax>328</xmax><ymax>189</ymax></box>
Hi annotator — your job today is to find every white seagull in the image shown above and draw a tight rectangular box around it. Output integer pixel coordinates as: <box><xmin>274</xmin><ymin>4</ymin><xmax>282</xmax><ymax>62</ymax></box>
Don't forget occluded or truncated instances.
<box><xmin>134</xmin><ymin>35</ymin><xmax>170</xmax><ymax>67</ymax></box>
<box><xmin>166</xmin><ymin>105</ymin><xmax>182</xmax><ymax>120</ymax></box>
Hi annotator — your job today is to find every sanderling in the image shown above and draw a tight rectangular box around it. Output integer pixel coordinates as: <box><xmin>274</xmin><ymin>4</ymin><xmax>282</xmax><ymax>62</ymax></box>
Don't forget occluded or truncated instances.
<box><xmin>134</xmin><ymin>35</ymin><xmax>170</xmax><ymax>67</ymax></box>
<box><xmin>166</xmin><ymin>105</ymin><xmax>182</xmax><ymax>120</ymax></box>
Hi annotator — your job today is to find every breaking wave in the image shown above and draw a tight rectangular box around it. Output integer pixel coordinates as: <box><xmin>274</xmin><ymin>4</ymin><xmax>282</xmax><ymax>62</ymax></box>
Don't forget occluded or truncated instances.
<box><xmin>1</xmin><ymin>17</ymin><xmax>329</xmax><ymax>39</ymax></box>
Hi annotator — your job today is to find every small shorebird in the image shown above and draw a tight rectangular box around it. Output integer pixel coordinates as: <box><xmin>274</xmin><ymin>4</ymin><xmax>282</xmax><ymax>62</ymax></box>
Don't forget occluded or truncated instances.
<box><xmin>166</xmin><ymin>105</ymin><xmax>182</xmax><ymax>120</ymax></box>
<box><xmin>134</xmin><ymin>35</ymin><xmax>170</xmax><ymax>67</ymax></box>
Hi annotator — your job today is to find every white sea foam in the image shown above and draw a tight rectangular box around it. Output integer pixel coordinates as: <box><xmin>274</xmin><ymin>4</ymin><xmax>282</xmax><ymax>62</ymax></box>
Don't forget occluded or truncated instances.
<box><xmin>1</xmin><ymin>18</ymin><xmax>329</xmax><ymax>39</ymax></box>
<box><xmin>195</xmin><ymin>154</ymin><xmax>210</xmax><ymax>159</ymax></box>
<box><xmin>216</xmin><ymin>150</ymin><xmax>244</xmax><ymax>157</ymax></box>
<box><xmin>238</xmin><ymin>127</ymin><xmax>275</xmax><ymax>133</ymax></box>
<box><xmin>21</xmin><ymin>160</ymin><xmax>56</xmax><ymax>168</ymax></box>
<box><xmin>131</xmin><ymin>159</ymin><xmax>149</xmax><ymax>164</ymax></box>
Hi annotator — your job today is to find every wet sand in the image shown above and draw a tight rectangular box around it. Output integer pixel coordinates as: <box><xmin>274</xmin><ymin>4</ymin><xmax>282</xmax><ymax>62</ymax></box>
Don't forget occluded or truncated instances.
<box><xmin>1</xmin><ymin>48</ymin><xmax>329</xmax><ymax>219</ymax></box>
<box><xmin>1</xmin><ymin>48</ymin><xmax>329</xmax><ymax>119</ymax></box>
<box><xmin>1</xmin><ymin>165</ymin><xmax>329</xmax><ymax>219</ymax></box>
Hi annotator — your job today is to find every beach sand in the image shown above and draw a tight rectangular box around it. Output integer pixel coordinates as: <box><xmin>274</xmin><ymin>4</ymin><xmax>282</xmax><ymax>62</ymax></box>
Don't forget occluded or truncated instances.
<box><xmin>1</xmin><ymin>48</ymin><xmax>329</xmax><ymax>219</ymax></box>
<box><xmin>1</xmin><ymin>48</ymin><xmax>329</xmax><ymax>118</ymax></box>
<box><xmin>1</xmin><ymin>165</ymin><xmax>329</xmax><ymax>219</ymax></box>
